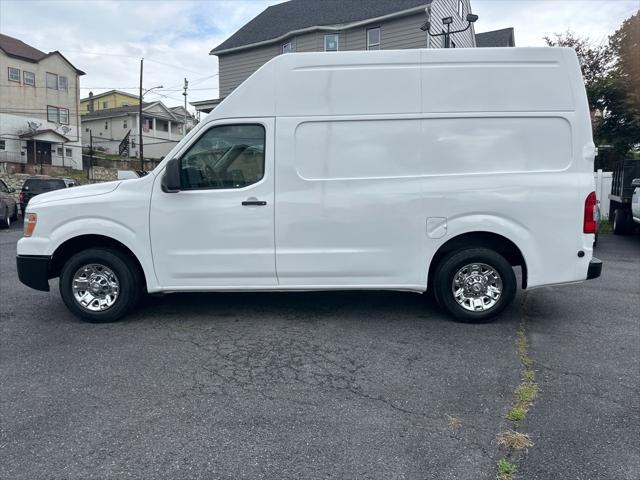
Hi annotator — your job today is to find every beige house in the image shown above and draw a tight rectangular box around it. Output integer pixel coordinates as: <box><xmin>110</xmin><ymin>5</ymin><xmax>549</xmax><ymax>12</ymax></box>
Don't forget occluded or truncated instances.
<box><xmin>81</xmin><ymin>101</ymin><xmax>186</xmax><ymax>160</ymax></box>
<box><xmin>0</xmin><ymin>33</ymin><xmax>85</xmax><ymax>169</ymax></box>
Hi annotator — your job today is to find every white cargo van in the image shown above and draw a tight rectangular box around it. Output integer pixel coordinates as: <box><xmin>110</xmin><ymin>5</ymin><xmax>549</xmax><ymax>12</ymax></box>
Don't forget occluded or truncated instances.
<box><xmin>17</xmin><ymin>48</ymin><xmax>602</xmax><ymax>323</ymax></box>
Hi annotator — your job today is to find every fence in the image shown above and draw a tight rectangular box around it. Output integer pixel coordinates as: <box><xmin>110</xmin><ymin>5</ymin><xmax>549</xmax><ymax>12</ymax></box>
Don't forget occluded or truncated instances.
<box><xmin>594</xmin><ymin>170</ymin><xmax>612</xmax><ymax>219</ymax></box>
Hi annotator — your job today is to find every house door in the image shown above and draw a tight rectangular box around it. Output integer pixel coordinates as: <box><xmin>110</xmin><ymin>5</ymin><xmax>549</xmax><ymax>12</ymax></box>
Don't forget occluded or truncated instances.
<box><xmin>35</xmin><ymin>142</ymin><xmax>52</xmax><ymax>165</ymax></box>
<box><xmin>27</xmin><ymin>141</ymin><xmax>52</xmax><ymax>165</ymax></box>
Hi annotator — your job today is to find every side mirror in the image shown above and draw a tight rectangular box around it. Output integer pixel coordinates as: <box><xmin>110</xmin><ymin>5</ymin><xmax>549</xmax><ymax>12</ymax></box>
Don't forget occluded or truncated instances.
<box><xmin>631</xmin><ymin>178</ymin><xmax>640</xmax><ymax>187</ymax></box>
<box><xmin>161</xmin><ymin>158</ymin><xmax>181</xmax><ymax>193</ymax></box>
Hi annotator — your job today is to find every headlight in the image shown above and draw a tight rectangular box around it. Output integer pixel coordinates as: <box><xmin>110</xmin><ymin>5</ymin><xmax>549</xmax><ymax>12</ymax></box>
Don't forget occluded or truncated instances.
<box><xmin>24</xmin><ymin>213</ymin><xmax>37</xmax><ymax>237</ymax></box>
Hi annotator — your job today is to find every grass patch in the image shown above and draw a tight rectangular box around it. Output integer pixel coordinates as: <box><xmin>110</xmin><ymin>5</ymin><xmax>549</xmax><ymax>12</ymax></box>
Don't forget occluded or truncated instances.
<box><xmin>497</xmin><ymin>458</ymin><xmax>517</xmax><ymax>479</ymax></box>
<box><xmin>497</xmin><ymin>431</ymin><xmax>534</xmax><ymax>450</ymax></box>
<box><xmin>507</xmin><ymin>407</ymin><xmax>526</xmax><ymax>422</ymax></box>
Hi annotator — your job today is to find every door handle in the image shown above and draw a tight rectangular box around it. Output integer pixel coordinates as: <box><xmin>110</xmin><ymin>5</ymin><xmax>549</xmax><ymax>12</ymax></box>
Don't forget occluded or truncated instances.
<box><xmin>242</xmin><ymin>198</ymin><xmax>267</xmax><ymax>206</ymax></box>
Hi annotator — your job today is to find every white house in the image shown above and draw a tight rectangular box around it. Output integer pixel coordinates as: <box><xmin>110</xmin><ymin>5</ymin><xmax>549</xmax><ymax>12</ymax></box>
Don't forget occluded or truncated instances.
<box><xmin>81</xmin><ymin>101</ymin><xmax>186</xmax><ymax>160</ymax></box>
<box><xmin>0</xmin><ymin>33</ymin><xmax>85</xmax><ymax>169</ymax></box>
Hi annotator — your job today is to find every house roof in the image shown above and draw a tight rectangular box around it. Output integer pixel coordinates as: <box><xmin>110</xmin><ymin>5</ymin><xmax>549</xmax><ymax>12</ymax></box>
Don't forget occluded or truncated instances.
<box><xmin>211</xmin><ymin>0</ymin><xmax>430</xmax><ymax>55</ymax></box>
<box><xmin>80</xmin><ymin>90</ymin><xmax>140</xmax><ymax>102</ymax></box>
<box><xmin>0</xmin><ymin>33</ymin><xmax>85</xmax><ymax>74</ymax></box>
<box><xmin>475</xmin><ymin>28</ymin><xmax>515</xmax><ymax>48</ymax></box>
<box><xmin>18</xmin><ymin>129</ymin><xmax>71</xmax><ymax>143</ymax></box>
<box><xmin>81</xmin><ymin>102</ymin><xmax>185</xmax><ymax>122</ymax></box>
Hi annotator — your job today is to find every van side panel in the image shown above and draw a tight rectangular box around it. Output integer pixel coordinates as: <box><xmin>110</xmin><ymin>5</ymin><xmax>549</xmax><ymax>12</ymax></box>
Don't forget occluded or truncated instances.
<box><xmin>271</xmin><ymin>49</ymin><xmax>593</xmax><ymax>290</ymax></box>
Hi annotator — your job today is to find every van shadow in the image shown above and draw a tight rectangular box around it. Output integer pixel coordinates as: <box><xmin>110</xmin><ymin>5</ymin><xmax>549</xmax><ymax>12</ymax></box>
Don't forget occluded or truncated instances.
<box><xmin>131</xmin><ymin>289</ymin><xmax>520</xmax><ymax>327</ymax></box>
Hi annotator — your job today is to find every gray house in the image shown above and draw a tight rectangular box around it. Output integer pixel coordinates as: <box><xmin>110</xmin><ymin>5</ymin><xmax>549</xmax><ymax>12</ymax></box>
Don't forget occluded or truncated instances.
<box><xmin>475</xmin><ymin>27</ymin><xmax>516</xmax><ymax>47</ymax></box>
<box><xmin>194</xmin><ymin>0</ymin><xmax>492</xmax><ymax>113</ymax></box>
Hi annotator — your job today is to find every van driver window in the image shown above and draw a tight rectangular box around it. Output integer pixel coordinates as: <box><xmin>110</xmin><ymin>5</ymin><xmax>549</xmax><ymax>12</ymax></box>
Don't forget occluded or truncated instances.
<box><xmin>180</xmin><ymin>124</ymin><xmax>265</xmax><ymax>190</ymax></box>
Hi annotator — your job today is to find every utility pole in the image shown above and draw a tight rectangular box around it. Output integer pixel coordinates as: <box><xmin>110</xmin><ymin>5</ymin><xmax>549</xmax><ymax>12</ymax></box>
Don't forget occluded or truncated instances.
<box><xmin>88</xmin><ymin>129</ymin><xmax>93</xmax><ymax>180</ymax></box>
<box><xmin>139</xmin><ymin>58</ymin><xmax>144</xmax><ymax>170</ymax></box>
<box><xmin>182</xmin><ymin>77</ymin><xmax>188</xmax><ymax>136</ymax></box>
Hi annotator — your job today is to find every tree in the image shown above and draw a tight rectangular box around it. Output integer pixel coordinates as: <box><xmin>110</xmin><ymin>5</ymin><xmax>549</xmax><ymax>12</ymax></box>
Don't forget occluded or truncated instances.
<box><xmin>601</xmin><ymin>11</ymin><xmax>640</xmax><ymax>156</ymax></box>
<box><xmin>545</xmin><ymin>16</ymin><xmax>640</xmax><ymax>161</ymax></box>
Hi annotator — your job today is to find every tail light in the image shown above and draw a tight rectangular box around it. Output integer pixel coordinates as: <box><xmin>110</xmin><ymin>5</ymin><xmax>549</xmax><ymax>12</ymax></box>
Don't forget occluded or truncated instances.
<box><xmin>583</xmin><ymin>191</ymin><xmax>597</xmax><ymax>234</ymax></box>
<box><xmin>19</xmin><ymin>191</ymin><xmax>25</xmax><ymax>203</ymax></box>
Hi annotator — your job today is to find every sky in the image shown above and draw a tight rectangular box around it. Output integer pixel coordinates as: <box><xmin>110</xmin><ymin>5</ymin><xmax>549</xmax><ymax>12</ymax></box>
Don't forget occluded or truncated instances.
<box><xmin>1</xmin><ymin>0</ymin><xmax>638</xmax><ymax>110</ymax></box>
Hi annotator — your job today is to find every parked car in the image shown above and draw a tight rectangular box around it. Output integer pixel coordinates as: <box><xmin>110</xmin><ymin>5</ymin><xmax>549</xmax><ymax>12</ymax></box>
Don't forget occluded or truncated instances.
<box><xmin>16</xmin><ymin>47</ymin><xmax>602</xmax><ymax>323</ymax></box>
<box><xmin>631</xmin><ymin>178</ymin><xmax>640</xmax><ymax>228</ymax></box>
<box><xmin>609</xmin><ymin>159</ymin><xmax>640</xmax><ymax>234</ymax></box>
<box><xmin>19</xmin><ymin>176</ymin><xmax>68</xmax><ymax>216</ymax></box>
<box><xmin>0</xmin><ymin>178</ymin><xmax>18</xmax><ymax>228</ymax></box>
<box><xmin>62</xmin><ymin>178</ymin><xmax>77</xmax><ymax>188</ymax></box>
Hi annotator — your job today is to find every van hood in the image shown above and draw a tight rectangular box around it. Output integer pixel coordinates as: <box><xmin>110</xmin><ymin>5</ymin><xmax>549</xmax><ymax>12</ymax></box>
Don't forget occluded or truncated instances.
<box><xmin>28</xmin><ymin>181</ymin><xmax>122</xmax><ymax>207</ymax></box>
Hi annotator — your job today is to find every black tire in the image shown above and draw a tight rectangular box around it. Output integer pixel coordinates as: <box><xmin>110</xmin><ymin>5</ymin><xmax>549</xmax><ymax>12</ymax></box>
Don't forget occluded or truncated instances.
<box><xmin>612</xmin><ymin>208</ymin><xmax>628</xmax><ymax>235</ymax></box>
<box><xmin>1</xmin><ymin>207</ymin><xmax>10</xmax><ymax>229</ymax></box>
<box><xmin>10</xmin><ymin>206</ymin><xmax>18</xmax><ymax>221</ymax></box>
<box><xmin>433</xmin><ymin>248</ymin><xmax>517</xmax><ymax>323</ymax></box>
<box><xmin>59</xmin><ymin>248</ymin><xmax>141</xmax><ymax>323</ymax></box>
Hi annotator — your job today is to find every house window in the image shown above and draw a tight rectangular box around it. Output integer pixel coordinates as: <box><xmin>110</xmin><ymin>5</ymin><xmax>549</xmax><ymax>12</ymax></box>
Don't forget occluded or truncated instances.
<box><xmin>58</xmin><ymin>75</ymin><xmax>68</xmax><ymax>91</ymax></box>
<box><xmin>105</xmin><ymin>121</ymin><xmax>109</xmax><ymax>130</ymax></box>
<box><xmin>57</xmin><ymin>147</ymin><xmax>63</xmax><ymax>156</ymax></box>
<box><xmin>0</xmin><ymin>140</ymin><xmax>6</xmax><ymax>150</ymax></box>
<box><xmin>23</xmin><ymin>71</ymin><xmax>35</xmax><ymax>86</ymax></box>
<box><xmin>66</xmin><ymin>148</ymin><xmax>72</xmax><ymax>157</ymax></box>
<box><xmin>123</xmin><ymin>120</ymin><xmax>128</xmax><ymax>129</ymax></box>
<box><xmin>457</xmin><ymin>0</ymin><xmax>464</xmax><ymax>18</ymax></box>
<box><xmin>46</xmin><ymin>72</ymin><xmax>58</xmax><ymax>89</ymax></box>
<box><xmin>102</xmin><ymin>101</ymin><xmax>108</xmax><ymax>109</ymax></box>
<box><xmin>8</xmin><ymin>67</ymin><xmax>20</xmax><ymax>83</ymax></box>
<box><xmin>367</xmin><ymin>28</ymin><xmax>381</xmax><ymax>50</ymax></box>
<box><xmin>324</xmin><ymin>34</ymin><xmax>339</xmax><ymax>52</ymax></box>
<box><xmin>282</xmin><ymin>42</ymin><xmax>293</xmax><ymax>54</ymax></box>
<box><xmin>59</xmin><ymin>108</ymin><xmax>69</xmax><ymax>124</ymax></box>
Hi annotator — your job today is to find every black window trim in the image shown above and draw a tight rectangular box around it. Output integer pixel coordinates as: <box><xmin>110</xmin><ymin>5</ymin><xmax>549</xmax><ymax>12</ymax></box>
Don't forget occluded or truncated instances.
<box><xmin>23</xmin><ymin>70</ymin><xmax>35</xmax><ymax>86</ymax></box>
<box><xmin>46</xmin><ymin>72</ymin><xmax>58</xmax><ymax>90</ymax></box>
<box><xmin>8</xmin><ymin>66</ymin><xmax>20</xmax><ymax>83</ymax></box>
<box><xmin>178</xmin><ymin>122</ymin><xmax>267</xmax><ymax>192</ymax></box>
<box><xmin>46</xmin><ymin>105</ymin><xmax>70</xmax><ymax>125</ymax></box>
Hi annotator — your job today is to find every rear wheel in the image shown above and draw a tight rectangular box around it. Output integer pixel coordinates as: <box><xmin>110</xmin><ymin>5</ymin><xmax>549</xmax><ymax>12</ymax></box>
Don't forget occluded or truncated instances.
<box><xmin>433</xmin><ymin>248</ymin><xmax>516</xmax><ymax>323</ymax></box>
<box><xmin>1</xmin><ymin>208</ymin><xmax>10</xmax><ymax>229</ymax></box>
<box><xmin>59</xmin><ymin>248</ymin><xmax>141</xmax><ymax>323</ymax></box>
<box><xmin>612</xmin><ymin>208</ymin><xmax>628</xmax><ymax>235</ymax></box>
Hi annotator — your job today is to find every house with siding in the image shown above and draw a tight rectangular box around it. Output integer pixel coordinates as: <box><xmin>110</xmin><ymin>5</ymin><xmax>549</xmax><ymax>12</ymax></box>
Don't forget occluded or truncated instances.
<box><xmin>80</xmin><ymin>90</ymin><xmax>140</xmax><ymax>115</ymax></box>
<box><xmin>80</xmin><ymin>101</ymin><xmax>186</xmax><ymax>159</ymax></box>
<box><xmin>0</xmin><ymin>33</ymin><xmax>85</xmax><ymax>169</ymax></box>
<box><xmin>193</xmin><ymin>0</ymin><xmax>482</xmax><ymax>113</ymax></box>
<box><xmin>475</xmin><ymin>27</ymin><xmax>516</xmax><ymax>47</ymax></box>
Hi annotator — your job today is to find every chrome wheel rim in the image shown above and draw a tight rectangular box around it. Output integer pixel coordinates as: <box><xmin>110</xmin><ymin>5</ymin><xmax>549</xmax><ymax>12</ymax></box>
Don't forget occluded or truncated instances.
<box><xmin>72</xmin><ymin>264</ymin><xmax>120</xmax><ymax>312</ymax></box>
<box><xmin>452</xmin><ymin>263</ymin><xmax>503</xmax><ymax>312</ymax></box>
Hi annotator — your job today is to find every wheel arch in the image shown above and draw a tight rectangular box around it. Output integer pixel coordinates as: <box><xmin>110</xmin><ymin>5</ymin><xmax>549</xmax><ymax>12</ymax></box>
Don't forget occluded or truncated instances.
<box><xmin>49</xmin><ymin>234</ymin><xmax>147</xmax><ymax>291</ymax></box>
<box><xmin>427</xmin><ymin>231</ymin><xmax>528</xmax><ymax>290</ymax></box>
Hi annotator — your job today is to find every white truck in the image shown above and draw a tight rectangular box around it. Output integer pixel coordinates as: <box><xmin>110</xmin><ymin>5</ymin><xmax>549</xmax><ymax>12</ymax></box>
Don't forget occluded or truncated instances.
<box><xmin>17</xmin><ymin>47</ymin><xmax>602</xmax><ymax>323</ymax></box>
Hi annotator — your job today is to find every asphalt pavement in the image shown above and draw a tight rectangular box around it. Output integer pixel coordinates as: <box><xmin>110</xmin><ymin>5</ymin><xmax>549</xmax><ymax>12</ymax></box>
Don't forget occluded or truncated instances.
<box><xmin>1</xmin><ymin>223</ymin><xmax>638</xmax><ymax>480</ymax></box>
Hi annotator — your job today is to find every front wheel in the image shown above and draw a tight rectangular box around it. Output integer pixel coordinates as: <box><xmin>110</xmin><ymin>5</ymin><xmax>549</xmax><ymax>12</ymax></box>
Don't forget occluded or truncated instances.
<box><xmin>59</xmin><ymin>248</ymin><xmax>140</xmax><ymax>322</ymax></box>
<box><xmin>612</xmin><ymin>208</ymin><xmax>628</xmax><ymax>235</ymax></box>
<box><xmin>433</xmin><ymin>248</ymin><xmax>517</xmax><ymax>323</ymax></box>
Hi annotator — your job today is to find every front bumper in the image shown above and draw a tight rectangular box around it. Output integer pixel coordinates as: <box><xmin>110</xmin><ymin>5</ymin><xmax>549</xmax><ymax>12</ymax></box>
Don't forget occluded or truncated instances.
<box><xmin>16</xmin><ymin>255</ymin><xmax>51</xmax><ymax>291</ymax></box>
<box><xmin>587</xmin><ymin>258</ymin><xmax>603</xmax><ymax>280</ymax></box>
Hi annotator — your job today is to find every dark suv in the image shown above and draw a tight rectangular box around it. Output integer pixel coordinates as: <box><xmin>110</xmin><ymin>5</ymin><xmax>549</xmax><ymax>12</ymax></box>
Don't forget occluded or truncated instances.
<box><xmin>19</xmin><ymin>176</ymin><xmax>68</xmax><ymax>215</ymax></box>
